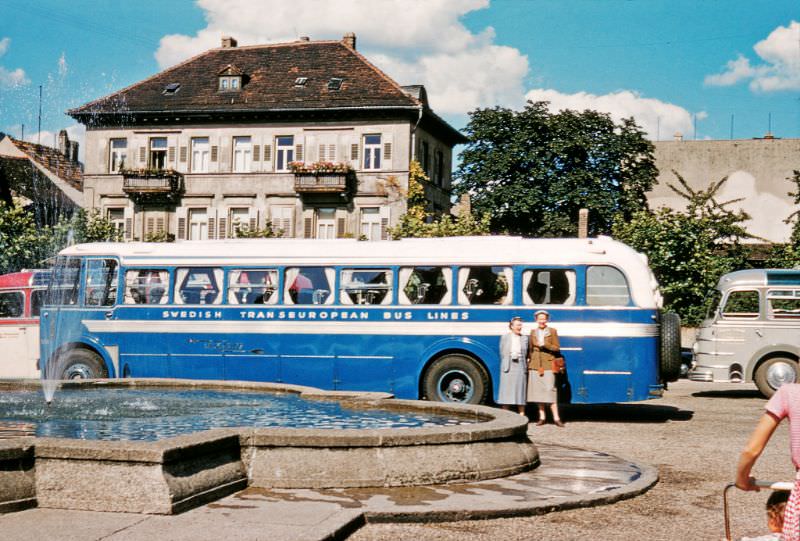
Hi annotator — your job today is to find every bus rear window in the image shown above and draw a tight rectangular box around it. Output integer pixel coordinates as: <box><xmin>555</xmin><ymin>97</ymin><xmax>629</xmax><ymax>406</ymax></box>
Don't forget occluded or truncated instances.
<box><xmin>285</xmin><ymin>267</ymin><xmax>334</xmax><ymax>305</ymax></box>
<box><xmin>125</xmin><ymin>270</ymin><xmax>169</xmax><ymax>305</ymax></box>
<box><xmin>0</xmin><ymin>291</ymin><xmax>23</xmax><ymax>318</ymax></box>
<box><xmin>340</xmin><ymin>269</ymin><xmax>392</xmax><ymax>305</ymax></box>
<box><xmin>523</xmin><ymin>269</ymin><xmax>575</xmax><ymax>305</ymax></box>
<box><xmin>767</xmin><ymin>290</ymin><xmax>800</xmax><ymax>319</ymax></box>
<box><xmin>175</xmin><ymin>268</ymin><xmax>223</xmax><ymax>305</ymax></box>
<box><xmin>457</xmin><ymin>266</ymin><xmax>511</xmax><ymax>305</ymax></box>
<box><xmin>228</xmin><ymin>269</ymin><xmax>278</xmax><ymax>305</ymax></box>
<box><xmin>399</xmin><ymin>267</ymin><xmax>451</xmax><ymax>305</ymax></box>
<box><xmin>587</xmin><ymin>266</ymin><xmax>631</xmax><ymax>306</ymax></box>
<box><xmin>722</xmin><ymin>290</ymin><xmax>760</xmax><ymax>319</ymax></box>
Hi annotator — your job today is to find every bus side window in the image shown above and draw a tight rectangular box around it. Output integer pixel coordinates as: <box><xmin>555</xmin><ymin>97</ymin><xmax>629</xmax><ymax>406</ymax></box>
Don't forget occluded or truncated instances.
<box><xmin>522</xmin><ymin>269</ymin><xmax>576</xmax><ymax>305</ymax></box>
<box><xmin>457</xmin><ymin>267</ymin><xmax>512</xmax><ymax>305</ymax></box>
<box><xmin>398</xmin><ymin>267</ymin><xmax>451</xmax><ymax>305</ymax></box>
<box><xmin>767</xmin><ymin>289</ymin><xmax>800</xmax><ymax>319</ymax></box>
<box><xmin>340</xmin><ymin>269</ymin><xmax>393</xmax><ymax>305</ymax></box>
<box><xmin>124</xmin><ymin>270</ymin><xmax>169</xmax><ymax>305</ymax></box>
<box><xmin>0</xmin><ymin>291</ymin><xmax>24</xmax><ymax>318</ymax></box>
<box><xmin>228</xmin><ymin>269</ymin><xmax>278</xmax><ymax>305</ymax></box>
<box><xmin>85</xmin><ymin>259</ymin><xmax>118</xmax><ymax>307</ymax></box>
<box><xmin>30</xmin><ymin>289</ymin><xmax>46</xmax><ymax>317</ymax></box>
<box><xmin>284</xmin><ymin>267</ymin><xmax>334</xmax><ymax>305</ymax></box>
<box><xmin>175</xmin><ymin>268</ymin><xmax>223</xmax><ymax>305</ymax></box>
<box><xmin>722</xmin><ymin>290</ymin><xmax>760</xmax><ymax>319</ymax></box>
<box><xmin>586</xmin><ymin>266</ymin><xmax>631</xmax><ymax>306</ymax></box>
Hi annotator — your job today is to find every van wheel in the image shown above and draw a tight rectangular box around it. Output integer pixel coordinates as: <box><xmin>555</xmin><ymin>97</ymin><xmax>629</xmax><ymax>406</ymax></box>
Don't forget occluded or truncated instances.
<box><xmin>57</xmin><ymin>350</ymin><xmax>108</xmax><ymax>380</ymax></box>
<box><xmin>423</xmin><ymin>354</ymin><xmax>489</xmax><ymax>405</ymax></box>
<box><xmin>755</xmin><ymin>357</ymin><xmax>798</xmax><ymax>398</ymax></box>
<box><xmin>660</xmin><ymin>312</ymin><xmax>682</xmax><ymax>382</ymax></box>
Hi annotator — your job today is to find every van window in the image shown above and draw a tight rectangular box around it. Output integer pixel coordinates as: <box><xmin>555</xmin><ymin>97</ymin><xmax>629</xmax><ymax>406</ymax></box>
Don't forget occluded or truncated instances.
<box><xmin>0</xmin><ymin>291</ymin><xmax>23</xmax><ymax>318</ymax></box>
<box><xmin>228</xmin><ymin>269</ymin><xmax>278</xmax><ymax>305</ymax></box>
<box><xmin>587</xmin><ymin>266</ymin><xmax>631</xmax><ymax>306</ymax></box>
<box><xmin>399</xmin><ymin>266</ymin><xmax>451</xmax><ymax>305</ymax></box>
<box><xmin>175</xmin><ymin>268</ymin><xmax>223</xmax><ymax>305</ymax></box>
<box><xmin>124</xmin><ymin>270</ymin><xmax>170</xmax><ymax>305</ymax></box>
<box><xmin>767</xmin><ymin>289</ymin><xmax>800</xmax><ymax>319</ymax></box>
<box><xmin>85</xmin><ymin>259</ymin><xmax>118</xmax><ymax>307</ymax></box>
<box><xmin>340</xmin><ymin>269</ymin><xmax>393</xmax><ymax>305</ymax></box>
<box><xmin>457</xmin><ymin>266</ymin><xmax>511</xmax><ymax>305</ymax></box>
<box><xmin>285</xmin><ymin>267</ymin><xmax>334</xmax><ymax>305</ymax></box>
<box><xmin>523</xmin><ymin>269</ymin><xmax>576</xmax><ymax>305</ymax></box>
<box><xmin>721</xmin><ymin>290</ymin><xmax>760</xmax><ymax>319</ymax></box>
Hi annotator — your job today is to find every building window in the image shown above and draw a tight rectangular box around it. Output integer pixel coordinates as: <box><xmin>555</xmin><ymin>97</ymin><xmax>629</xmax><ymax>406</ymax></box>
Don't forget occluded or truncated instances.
<box><xmin>316</xmin><ymin>208</ymin><xmax>336</xmax><ymax>239</ymax></box>
<box><xmin>271</xmin><ymin>206</ymin><xmax>294</xmax><ymax>237</ymax></box>
<box><xmin>107</xmin><ymin>208</ymin><xmax>125</xmax><ymax>236</ymax></box>
<box><xmin>275</xmin><ymin>136</ymin><xmax>294</xmax><ymax>172</ymax></box>
<box><xmin>434</xmin><ymin>150</ymin><xmax>444</xmax><ymax>186</ymax></box>
<box><xmin>191</xmin><ymin>137</ymin><xmax>210</xmax><ymax>173</ymax></box>
<box><xmin>188</xmin><ymin>208</ymin><xmax>209</xmax><ymax>240</ymax></box>
<box><xmin>233</xmin><ymin>136</ymin><xmax>252</xmax><ymax>172</ymax></box>
<box><xmin>360</xmin><ymin>207</ymin><xmax>381</xmax><ymax>241</ymax></box>
<box><xmin>229</xmin><ymin>207</ymin><xmax>250</xmax><ymax>237</ymax></box>
<box><xmin>149</xmin><ymin>137</ymin><xmax>168</xmax><ymax>170</ymax></box>
<box><xmin>421</xmin><ymin>141</ymin><xmax>430</xmax><ymax>176</ymax></box>
<box><xmin>219</xmin><ymin>76</ymin><xmax>241</xmax><ymax>91</ymax></box>
<box><xmin>363</xmin><ymin>134</ymin><xmax>381</xmax><ymax>170</ymax></box>
<box><xmin>109</xmin><ymin>139</ymin><xmax>127</xmax><ymax>173</ymax></box>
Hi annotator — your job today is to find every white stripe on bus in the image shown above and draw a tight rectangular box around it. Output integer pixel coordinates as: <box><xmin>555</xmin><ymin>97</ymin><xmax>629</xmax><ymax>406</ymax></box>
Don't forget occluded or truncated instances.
<box><xmin>84</xmin><ymin>320</ymin><xmax>658</xmax><ymax>338</ymax></box>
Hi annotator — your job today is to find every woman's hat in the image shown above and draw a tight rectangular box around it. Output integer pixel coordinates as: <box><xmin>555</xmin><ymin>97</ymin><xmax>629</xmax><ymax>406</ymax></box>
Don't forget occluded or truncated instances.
<box><xmin>534</xmin><ymin>310</ymin><xmax>550</xmax><ymax>318</ymax></box>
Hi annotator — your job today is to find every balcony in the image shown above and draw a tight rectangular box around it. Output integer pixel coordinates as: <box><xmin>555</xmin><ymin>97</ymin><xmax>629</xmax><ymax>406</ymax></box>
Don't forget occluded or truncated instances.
<box><xmin>121</xmin><ymin>169</ymin><xmax>183</xmax><ymax>204</ymax></box>
<box><xmin>294</xmin><ymin>172</ymin><xmax>351</xmax><ymax>194</ymax></box>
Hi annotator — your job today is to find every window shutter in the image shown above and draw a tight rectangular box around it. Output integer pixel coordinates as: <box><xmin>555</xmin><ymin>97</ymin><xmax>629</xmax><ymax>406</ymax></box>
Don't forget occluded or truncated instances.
<box><xmin>168</xmin><ymin>146</ymin><xmax>176</xmax><ymax>163</ymax></box>
<box><xmin>157</xmin><ymin>217</ymin><xmax>165</xmax><ymax>233</ymax></box>
<box><xmin>218</xmin><ymin>217</ymin><xmax>227</xmax><ymax>239</ymax></box>
<box><xmin>380</xmin><ymin>206</ymin><xmax>391</xmax><ymax>240</ymax></box>
<box><xmin>99</xmin><ymin>141</ymin><xmax>108</xmax><ymax>172</ymax></box>
<box><xmin>295</xmin><ymin>144</ymin><xmax>304</xmax><ymax>162</ymax></box>
<box><xmin>263</xmin><ymin>144</ymin><xmax>271</xmax><ymax>162</ymax></box>
<box><xmin>124</xmin><ymin>218</ymin><xmax>133</xmax><ymax>240</ymax></box>
<box><xmin>350</xmin><ymin>143</ymin><xmax>359</xmax><ymax>161</ymax></box>
<box><xmin>304</xmin><ymin>217</ymin><xmax>313</xmax><ymax>239</ymax></box>
<box><xmin>139</xmin><ymin>146</ymin><xmax>146</xmax><ymax>164</ymax></box>
<box><xmin>328</xmin><ymin>144</ymin><xmax>336</xmax><ymax>162</ymax></box>
<box><xmin>177</xmin><ymin>218</ymin><xmax>186</xmax><ymax>240</ymax></box>
<box><xmin>211</xmin><ymin>146</ymin><xmax>218</xmax><ymax>162</ymax></box>
<box><xmin>208</xmin><ymin>213</ymin><xmax>217</xmax><ymax>240</ymax></box>
<box><xmin>318</xmin><ymin>144</ymin><xmax>326</xmax><ymax>162</ymax></box>
<box><xmin>253</xmin><ymin>144</ymin><xmax>260</xmax><ymax>162</ymax></box>
<box><xmin>146</xmin><ymin>217</ymin><xmax>155</xmax><ymax>235</ymax></box>
<box><xmin>383</xmin><ymin>142</ymin><xmax>392</xmax><ymax>161</ymax></box>
<box><xmin>336</xmin><ymin>217</ymin><xmax>346</xmax><ymax>238</ymax></box>
<box><xmin>249</xmin><ymin>217</ymin><xmax>257</xmax><ymax>231</ymax></box>
<box><xmin>179</xmin><ymin>146</ymin><xmax>188</xmax><ymax>163</ymax></box>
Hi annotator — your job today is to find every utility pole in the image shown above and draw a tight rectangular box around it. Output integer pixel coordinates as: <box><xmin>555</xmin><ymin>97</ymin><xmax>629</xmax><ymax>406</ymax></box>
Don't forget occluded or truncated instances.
<box><xmin>20</xmin><ymin>124</ymin><xmax>24</xmax><ymax>141</ymax></box>
<box><xmin>37</xmin><ymin>85</ymin><xmax>42</xmax><ymax>145</ymax></box>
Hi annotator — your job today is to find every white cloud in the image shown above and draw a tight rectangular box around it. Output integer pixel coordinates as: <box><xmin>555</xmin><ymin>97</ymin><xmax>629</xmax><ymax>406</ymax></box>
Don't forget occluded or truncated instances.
<box><xmin>0</xmin><ymin>37</ymin><xmax>29</xmax><ymax>88</ymax></box>
<box><xmin>705</xmin><ymin>21</ymin><xmax>800</xmax><ymax>92</ymax></box>
<box><xmin>525</xmin><ymin>88</ymin><xmax>699</xmax><ymax>140</ymax></box>
<box><xmin>154</xmin><ymin>0</ymin><xmax>528</xmax><ymax>113</ymax></box>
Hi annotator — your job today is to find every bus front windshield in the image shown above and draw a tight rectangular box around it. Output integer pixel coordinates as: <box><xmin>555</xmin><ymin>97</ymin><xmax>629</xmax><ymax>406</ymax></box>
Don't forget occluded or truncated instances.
<box><xmin>46</xmin><ymin>257</ymin><xmax>81</xmax><ymax>306</ymax></box>
<box><xmin>704</xmin><ymin>289</ymin><xmax>723</xmax><ymax>321</ymax></box>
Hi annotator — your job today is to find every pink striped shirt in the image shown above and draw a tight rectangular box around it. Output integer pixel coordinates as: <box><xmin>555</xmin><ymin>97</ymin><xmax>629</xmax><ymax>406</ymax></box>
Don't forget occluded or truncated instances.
<box><xmin>766</xmin><ymin>384</ymin><xmax>800</xmax><ymax>468</ymax></box>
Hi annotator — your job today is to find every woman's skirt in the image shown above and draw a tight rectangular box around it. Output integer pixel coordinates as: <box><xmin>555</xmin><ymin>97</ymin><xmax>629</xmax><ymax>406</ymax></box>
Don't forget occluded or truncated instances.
<box><xmin>527</xmin><ymin>370</ymin><xmax>557</xmax><ymax>403</ymax></box>
<box><xmin>496</xmin><ymin>361</ymin><xmax>527</xmax><ymax>405</ymax></box>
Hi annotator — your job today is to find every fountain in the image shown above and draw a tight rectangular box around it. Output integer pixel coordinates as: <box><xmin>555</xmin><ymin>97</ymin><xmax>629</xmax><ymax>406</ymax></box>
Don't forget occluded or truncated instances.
<box><xmin>0</xmin><ymin>378</ymin><xmax>537</xmax><ymax>515</ymax></box>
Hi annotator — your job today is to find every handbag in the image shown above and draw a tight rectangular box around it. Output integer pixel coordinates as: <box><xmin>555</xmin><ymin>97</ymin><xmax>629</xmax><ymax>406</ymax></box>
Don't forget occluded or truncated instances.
<box><xmin>551</xmin><ymin>356</ymin><xmax>566</xmax><ymax>374</ymax></box>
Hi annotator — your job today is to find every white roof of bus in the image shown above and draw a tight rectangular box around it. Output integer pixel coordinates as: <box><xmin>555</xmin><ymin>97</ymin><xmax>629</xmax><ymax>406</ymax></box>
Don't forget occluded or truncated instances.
<box><xmin>60</xmin><ymin>236</ymin><xmax>660</xmax><ymax>308</ymax></box>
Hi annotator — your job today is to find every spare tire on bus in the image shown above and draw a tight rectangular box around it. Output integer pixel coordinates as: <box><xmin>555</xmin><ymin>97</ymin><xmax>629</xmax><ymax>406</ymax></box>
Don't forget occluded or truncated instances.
<box><xmin>56</xmin><ymin>349</ymin><xmax>108</xmax><ymax>380</ymax></box>
<box><xmin>423</xmin><ymin>354</ymin><xmax>490</xmax><ymax>405</ymax></box>
<box><xmin>660</xmin><ymin>312</ymin><xmax>682</xmax><ymax>382</ymax></box>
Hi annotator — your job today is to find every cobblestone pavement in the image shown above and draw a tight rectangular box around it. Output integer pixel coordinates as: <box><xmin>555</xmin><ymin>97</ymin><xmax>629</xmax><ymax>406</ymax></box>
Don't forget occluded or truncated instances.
<box><xmin>351</xmin><ymin>380</ymin><xmax>793</xmax><ymax>541</ymax></box>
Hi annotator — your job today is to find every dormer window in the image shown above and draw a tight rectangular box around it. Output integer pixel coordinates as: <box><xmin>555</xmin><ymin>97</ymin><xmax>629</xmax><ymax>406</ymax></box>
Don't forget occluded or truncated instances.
<box><xmin>294</xmin><ymin>77</ymin><xmax>308</xmax><ymax>87</ymax></box>
<box><xmin>217</xmin><ymin>64</ymin><xmax>244</xmax><ymax>92</ymax></box>
<box><xmin>327</xmin><ymin>78</ymin><xmax>343</xmax><ymax>91</ymax></box>
<box><xmin>162</xmin><ymin>83</ymin><xmax>181</xmax><ymax>95</ymax></box>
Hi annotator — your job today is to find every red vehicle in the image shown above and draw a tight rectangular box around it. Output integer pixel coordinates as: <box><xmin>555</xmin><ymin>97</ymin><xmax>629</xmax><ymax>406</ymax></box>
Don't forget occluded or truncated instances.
<box><xmin>0</xmin><ymin>270</ymin><xmax>49</xmax><ymax>378</ymax></box>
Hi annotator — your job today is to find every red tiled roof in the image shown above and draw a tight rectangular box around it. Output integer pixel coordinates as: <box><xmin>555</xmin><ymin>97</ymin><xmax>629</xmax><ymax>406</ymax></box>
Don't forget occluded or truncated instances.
<box><xmin>7</xmin><ymin>136</ymin><xmax>83</xmax><ymax>190</ymax></box>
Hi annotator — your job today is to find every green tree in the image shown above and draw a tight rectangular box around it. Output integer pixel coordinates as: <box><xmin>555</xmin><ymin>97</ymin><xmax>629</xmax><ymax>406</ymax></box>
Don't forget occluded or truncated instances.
<box><xmin>454</xmin><ymin>101</ymin><xmax>657</xmax><ymax>237</ymax></box>
<box><xmin>0</xmin><ymin>202</ymin><xmax>49</xmax><ymax>274</ymax></box>
<box><xmin>612</xmin><ymin>173</ymin><xmax>751</xmax><ymax>325</ymax></box>
<box><xmin>765</xmin><ymin>170</ymin><xmax>800</xmax><ymax>268</ymax></box>
<box><xmin>388</xmin><ymin>161</ymin><xmax>491</xmax><ymax>239</ymax></box>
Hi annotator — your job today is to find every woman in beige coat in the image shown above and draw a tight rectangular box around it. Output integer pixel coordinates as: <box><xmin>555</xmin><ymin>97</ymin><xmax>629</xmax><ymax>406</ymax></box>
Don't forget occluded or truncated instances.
<box><xmin>527</xmin><ymin>310</ymin><xmax>564</xmax><ymax>427</ymax></box>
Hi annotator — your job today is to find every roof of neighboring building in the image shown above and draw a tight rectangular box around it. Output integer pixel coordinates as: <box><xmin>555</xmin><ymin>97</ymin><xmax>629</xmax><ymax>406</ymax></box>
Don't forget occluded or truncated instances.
<box><xmin>68</xmin><ymin>37</ymin><xmax>467</xmax><ymax>145</ymax></box>
<box><xmin>0</xmin><ymin>133</ymin><xmax>83</xmax><ymax>191</ymax></box>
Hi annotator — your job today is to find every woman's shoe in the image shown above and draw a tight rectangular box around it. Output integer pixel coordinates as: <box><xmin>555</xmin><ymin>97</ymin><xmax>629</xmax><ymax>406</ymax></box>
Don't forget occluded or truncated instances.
<box><xmin>553</xmin><ymin>420</ymin><xmax>565</xmax><ymax>427</ymax></box>
<box><xmin>535</xmin><ymin>419</ymin><xmax>546</xmax><ymax>426</ymax></box>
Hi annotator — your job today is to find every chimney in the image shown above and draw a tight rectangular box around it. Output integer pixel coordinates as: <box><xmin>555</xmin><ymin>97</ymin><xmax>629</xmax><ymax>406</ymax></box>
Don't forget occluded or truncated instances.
<box><xmin>70</xmin><ymin>141</ymin><xmax>79</xmax><ymax>163</ymax></box>
<box><xmin>221</xmin><ymin>36</ymin><xmax>238</xmax><ymax>48</ymax></box>
<box><xmin>298</xmin><ymin>36</ymin><xmax>310</xmax><ymax>42</ymax></box>
<box><xmin>764</xmin><ymin>132</ymin><xmax>775</xmax><ymax>140</ymax></box>
<box><xmin>578</xmin><ymin>208</ymin><xmax>589</xmax><ymax>239</ymax></box>
<box><xmin>673</xmin><ymin>132</ymin><xmax>683</xmax><ymax>142</ymax></box>
<box><xmin>342</xmin><ymin>32</ymin><xmax>356</xmax><ymax>50</ymax></box>
<box><xmin>58</xmin><ymin>129</ymin><xmax>69</xmax><ymax>155</ymax></box>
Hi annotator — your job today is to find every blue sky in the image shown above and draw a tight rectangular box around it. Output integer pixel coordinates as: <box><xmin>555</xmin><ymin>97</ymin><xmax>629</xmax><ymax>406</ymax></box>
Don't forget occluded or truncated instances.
<box><xmin>1</xmin><ymin>0</ymin><xmax>798</xmax><ymax>156</ymax></box>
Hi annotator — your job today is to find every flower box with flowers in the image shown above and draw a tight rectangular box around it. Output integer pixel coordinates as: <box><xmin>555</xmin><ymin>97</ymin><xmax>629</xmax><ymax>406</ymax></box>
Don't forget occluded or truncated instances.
<box><xmin>291</xmin><ymin>161</ymin><xmax>353</xmax><ymax>193</ymax></box>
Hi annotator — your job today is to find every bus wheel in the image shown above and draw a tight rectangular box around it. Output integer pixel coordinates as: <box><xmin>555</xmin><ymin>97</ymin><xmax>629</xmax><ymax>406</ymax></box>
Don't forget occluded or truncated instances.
<box><xmin>57</xmin><ymin>350</ymin><xmax>108</xmax><ymax>380</ymax></box>
<box><xmin>660</xmin><ymin>312</ymin><xmax>682</xmax><ymax>382</ymax></box>
<box><xmin>755</xmin><ymin>357</ymin><xmax>798</xmax><ymax>398</ymax></box>
<box><xmin>423</xmin><ymin>354</ymin><xmax>489</xmax><ymax>405</ymax></box>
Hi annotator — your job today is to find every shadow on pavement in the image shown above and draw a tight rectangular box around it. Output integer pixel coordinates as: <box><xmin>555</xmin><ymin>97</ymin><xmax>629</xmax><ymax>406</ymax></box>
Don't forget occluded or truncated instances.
<box><xmin>692</xmin><ymin>389</ymin><xmax>764</xmax><ymax>399</ymax></box>
<box><xmin>555</xmin><ymin>403</ymin><xmax>694</xmax><ymax>423</ymax></box>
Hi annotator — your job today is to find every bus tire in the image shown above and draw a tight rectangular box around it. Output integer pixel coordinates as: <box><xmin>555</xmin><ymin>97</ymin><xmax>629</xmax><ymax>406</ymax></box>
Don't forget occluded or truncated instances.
<box><xmin>57</xmin><ymin>349</ymin><xmax>108</xmax><ymax>380</ymax></box>
<box><xmin>660</xmin><ymin>312</ymin><xmax>682</xmax><ymax>382</ymax></box>
<box><xmin>755</xmin><ymin>356</ymin><xmax>798</xmax><ymax>398</ymax></box>
<box><xmin>423</xmin><ymin>354</ymin><xmax>490</xmax><ymax>405</ymax></box>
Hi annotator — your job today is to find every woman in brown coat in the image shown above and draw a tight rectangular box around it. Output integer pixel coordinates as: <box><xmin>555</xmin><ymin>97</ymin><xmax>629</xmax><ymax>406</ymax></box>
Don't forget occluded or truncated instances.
<box><xmin>527</xmin><ymin>310</ymin><xmax>564</xmax><ymax>427</ymax></box>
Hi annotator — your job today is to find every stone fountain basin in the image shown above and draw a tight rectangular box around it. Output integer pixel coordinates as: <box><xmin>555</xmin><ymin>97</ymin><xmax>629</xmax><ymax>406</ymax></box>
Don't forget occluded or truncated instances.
<box><xmin>0</xmin><ymin>379</ymin><xmax>537</xmax><ymax>515</ymax></box>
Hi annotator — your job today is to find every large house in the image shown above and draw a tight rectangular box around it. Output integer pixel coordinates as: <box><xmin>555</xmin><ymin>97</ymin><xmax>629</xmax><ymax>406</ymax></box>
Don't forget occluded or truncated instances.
<box><xmin>68</xmin><ymin>34</ymin><xmax>466</xmax><ymax>241</ymax></box>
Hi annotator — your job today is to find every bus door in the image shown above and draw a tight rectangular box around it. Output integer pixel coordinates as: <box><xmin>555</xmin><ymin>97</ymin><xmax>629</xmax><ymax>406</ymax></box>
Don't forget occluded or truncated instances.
<box><xmin>40</xmin><ymin>257</ymin><xmax>82</xmax><ymax>379</ymax></box>
<box><xmin>81</xmin><ymin>258</ymin><xmax>121</xmax><ymax>376</ymax></box>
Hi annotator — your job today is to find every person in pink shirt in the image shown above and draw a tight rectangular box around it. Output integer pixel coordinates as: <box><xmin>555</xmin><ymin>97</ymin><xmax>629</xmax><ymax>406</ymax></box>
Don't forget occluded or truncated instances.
<box><xmin>737</xmin><ymin>384</ymin><xmax>800</xmax><ymax>541</ymax></box>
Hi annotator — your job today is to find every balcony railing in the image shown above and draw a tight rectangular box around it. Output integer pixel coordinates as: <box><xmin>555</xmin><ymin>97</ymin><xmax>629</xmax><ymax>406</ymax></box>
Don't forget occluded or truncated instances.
<box><xmin>294</xmin><ymin>172</ymin><xmax>351</xmax><ymax>194</ymax></box>
<box><xmin>121</xmin><ymin>169</ymin><xmax>183</xmax><ymax>203</ymax></box>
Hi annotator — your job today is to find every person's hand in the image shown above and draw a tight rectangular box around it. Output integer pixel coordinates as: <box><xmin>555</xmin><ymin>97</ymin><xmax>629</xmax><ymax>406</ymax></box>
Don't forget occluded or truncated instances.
<box><xmin>736</xmin><ymin>476</ymin><xmax>759</xmax><ymax>491</ymax></box>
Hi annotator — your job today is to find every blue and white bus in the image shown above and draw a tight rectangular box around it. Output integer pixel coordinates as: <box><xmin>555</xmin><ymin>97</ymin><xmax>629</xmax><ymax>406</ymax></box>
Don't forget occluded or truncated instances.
<box><xmin>39</xmin><ymin>236</ymin><xmax>681</xmax><ymax>404</ymax></box>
